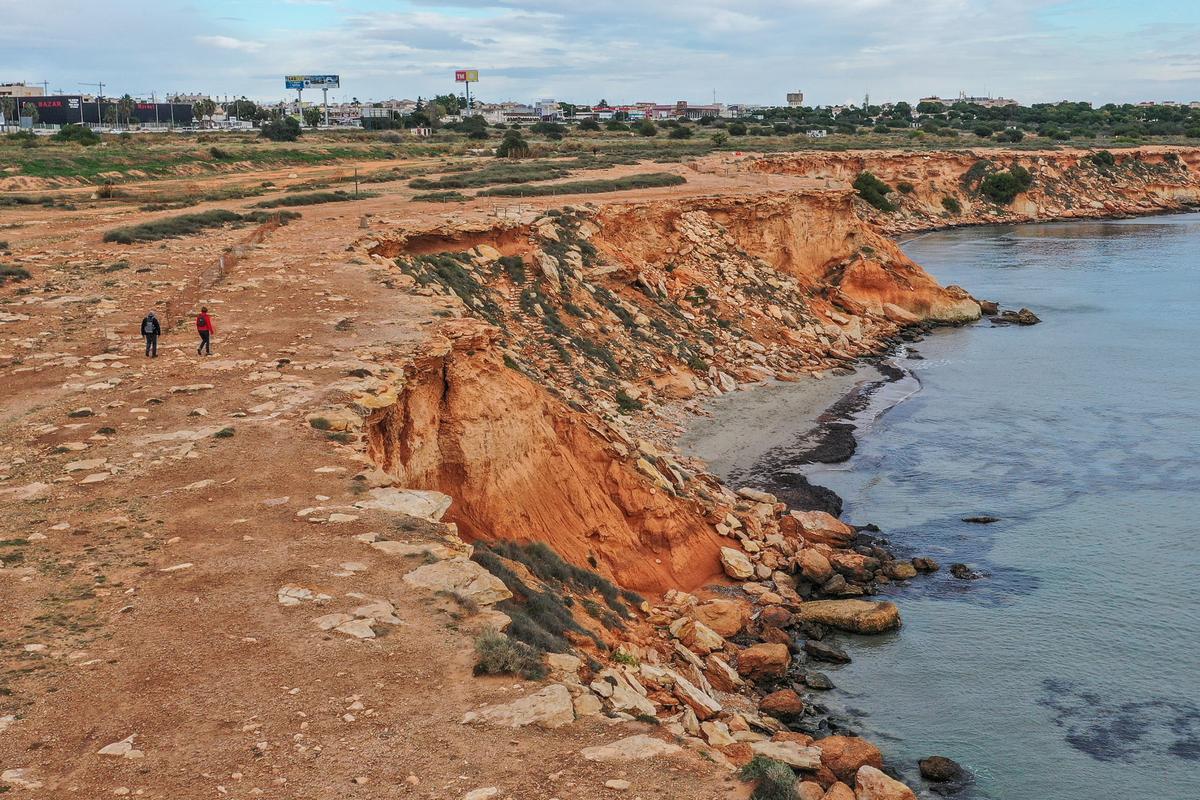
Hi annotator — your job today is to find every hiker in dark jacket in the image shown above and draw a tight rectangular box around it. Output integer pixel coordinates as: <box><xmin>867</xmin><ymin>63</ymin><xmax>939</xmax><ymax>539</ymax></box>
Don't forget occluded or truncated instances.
<box><xmin>195</xmin><ymin>306</ymin><xmax>214</xmax><ymax>356</ymax></box>
<box><xmin>140</xmin><ymin>312</ymin><xmax>161</xmax><ymax>358</ymax></box>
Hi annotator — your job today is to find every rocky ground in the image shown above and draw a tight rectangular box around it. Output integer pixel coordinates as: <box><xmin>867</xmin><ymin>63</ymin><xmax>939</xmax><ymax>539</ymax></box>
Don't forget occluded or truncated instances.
<box><xmin>2</xmin><ymin>145</ymin><xmax>1198</xmax><ymax>799</ymax></box>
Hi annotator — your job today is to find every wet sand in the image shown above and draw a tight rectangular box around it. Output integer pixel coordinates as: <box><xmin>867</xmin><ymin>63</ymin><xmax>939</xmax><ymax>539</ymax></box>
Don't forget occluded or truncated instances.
<box><xmin>677</xmin><ymin>366</ymin><xmax>884</xmax><ymax>481</ymax></box>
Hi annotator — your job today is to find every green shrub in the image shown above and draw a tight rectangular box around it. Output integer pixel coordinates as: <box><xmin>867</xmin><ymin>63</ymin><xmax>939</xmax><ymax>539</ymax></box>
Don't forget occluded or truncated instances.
<box><xmin>1090</xmin><ymin>150</ymin><xmax>1116</xmax><ymax>167</ymax></box>
<box><xmin>497</xmin><ymin>255</ymin><xmax>525</xmax><ymax>282</ymax></box>
<box><xmin>974</xmin><ymin>125</ymin><xmax>993</xmax><ymax>138</ymax></box>
<box><xmin>897</xmin><ymin>181</ymin><xmax>915</xmax><ymax>194</ymax></box>
<box><xmin>605</xmin><ymin>120</ymin><xmax>629</xmax><ymax>132</ymax></box>
<box><xmin>739</xmin><ymin>756</ymin><xmax>797</xmax><ymax>800</ymax></box>
<box><xmin>942</xmin><ymin>196</ymin><xmax>962</xmax><ymax>214</ymax></box>
<box><xmin>635</xmin><ymin>120</ymin><xmax>658</xmax><ymax>137</ymax></box>
<box><xmin>260</xmin><ymin>117</ymin><xmax>301</xmax><ymax>142</ymax></box>
<box><xmin>478</xmin><ymin>172</ymin><xmax>684</xmax><ymax>197</ymax></box>
<box><xmin>0</xmin><ymin>265</ymin><xmax>32</xmax><ymax>285</ymax></box>
<box><xmin>473</xmin><ymin>629</ymin><xmax>547</xmax><ymax>680</ymax></box>
<box><xmin>1010</xmin><ymin>164</ymin><xmax>1034</xmax><ymax>190</ymax></box>
<box><xmin>728</xmin><ymin>122</ymin><xmax>747</xmax><ymax>136</ymax></box>
<box><xmin>52</xmin><ymin>124</ymin><xmax>100</xmax><ymax>146</ymax></box>
<box><xmin>253</xmin><ymin>191</ymin><xmax>364</xmax><ymax>208</ymax></box>
<box><xmin>979</xmin><ymin>171</ymin><xmax>1029</xmax><ymax>204</ymax></box>
<box><xmin>615</xmin><ymin>390</ymin><xmax>644</xmax><ymax>413</ymax></box>
<box><xmin>412</xmin><ymin>191</ymin><xmax>469</xmax><ymax>203</ymax></box>
<box><xmin>496</xmin><ymin>129</ymin><xmax>531</xmax><ymax>159</ymax></box>
<box><xmin>578</xmin><ymin>118</ymin><xmax>601</xmax><ymax>131</ymax></box>
<box><xmin>103</xmin><ymin>209</ymin><xmax>299</xmax><ymax>243</ymax></box>
<box><xmin>668</xmin><ymin>126</ymin><xmax>693</xmax><ymax>139</ymax></box>
<box><xmin>209</xmin><ymin>146</ymin><xmax>232</xmax><ymax>159</ymax></box>
<box><xmin>853</xmin><ymin>171</ymin><xmax>895</xmax><ymax>212</ymax></box>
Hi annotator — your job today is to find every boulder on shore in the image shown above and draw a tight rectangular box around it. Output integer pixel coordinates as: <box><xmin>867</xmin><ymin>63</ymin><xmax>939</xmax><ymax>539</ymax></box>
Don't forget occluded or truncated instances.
<box><xmin>793</xmin><ymin>600</ymin><xmax>901</xmax><ymax>634</ymax></box>
<box><xmin>790</xmin><ymin>510</ymin><xmax>856</xmax><ymax>546</ymax></box>
<box><xmin>814</xmin><ymin>736</ymin><xmax>883</xmax><ymax>783</ymax></box>
<box><xmin>690</xmin><ymin>598</ymin><xmax>750</xmax><ymax>637</ymax></box>
<box><xmin>804</xmin><ymin>639</ymin><xmax>851</xmax><ymax>664</ymax></box>
<box><xmin>854</xmin><ymin>765</ymin><xmax>917</xmax><ymax>800</ymax></box>
<box><xmin>736</xmin><ymin>643</ymin><xmax>791</xmax><ymax>679</ymax></box>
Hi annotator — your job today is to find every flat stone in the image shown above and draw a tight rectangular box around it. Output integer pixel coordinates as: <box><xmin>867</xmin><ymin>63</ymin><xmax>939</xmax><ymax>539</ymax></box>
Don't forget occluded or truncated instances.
<box><xmin>97</xmin><ymin>735</ymin><xmax>144</xmax><ymax>759</ymax></box>
<box><xmin>313</xmin><ymin>613</ymin><xmax>355</xmax><ymax>631</ymax></box>
<box><xmin>355</xmin><ymin>487</ymin><xmax>452</xmax><ymax>521</ymax></box>
<box><xmin>461</xmin><ymin>684</ymin><xmax>575</xmax><ymax>729</ymax></box>
<box><xmin>402</xmin><ymin>558</ymin><xmax>512</xmax><ymax>606</ymax></box>
<box><xmin>277</xmin><ymin>585</ymin><xmax>332</xmax><ymax>606</ymax></box>
<box><xmin>580</xmin><ymin>734</ymin><xmax>682</xmax><ymax>762</ymax></box>
<box><xmin>333</xmin><ymin>619</ymin><xmax>376</xmax><ymax>639</ymax></box>
<box><xmin>371</xmin><ymin>540</ymin><xmax>456</xmax><ymax>560</ymax></box>
<box><xmin>749</xmin><ymin>740</ymin><xmax>822</xmax><ymax>770</ymax></box>
<box><xmin>462</xmin><ymin>789</ymin><xmax>500</xmax><ymax>800</ymax></box>
<box><xmin>720</xmin><ymin>547</ymin><xmax>754</xmax><ymax>580</ymax></box>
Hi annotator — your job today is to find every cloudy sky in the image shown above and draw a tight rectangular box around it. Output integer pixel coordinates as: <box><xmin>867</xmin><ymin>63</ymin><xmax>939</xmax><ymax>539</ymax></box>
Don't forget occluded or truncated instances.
<box><xmin>3</xmin><ymin>0</ymin><xmax>1198</xmax><ymax>106</ymax></box>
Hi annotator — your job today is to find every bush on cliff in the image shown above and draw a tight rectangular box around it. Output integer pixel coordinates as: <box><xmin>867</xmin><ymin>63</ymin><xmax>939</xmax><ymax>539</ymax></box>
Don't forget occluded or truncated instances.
<box><xmin>474</xmin><ymin>629</ymin><xmax>547</xmax><ymax>680</ymax></box>
<box><xmin>942</xmin><ymin>196</ymin><xmax>963</xmax><ymax>214</ymax></box>
<box><xmin>739</xmin><ymin>756</ymin><xmax>797</xmax><ymax>800</ymax></box>
<box><xmin>853</xmin><ymin>171</ymin><xmax>895</xmax><ymax>212</ymax></box>
<box><xmin>1090</xmin><ymin>150</ymin><xmax>1117</xmax><ymax>167</ymax></box>
<box><xmin>979</xmin><ymin>166</ymin><xmax>1033</xmax><ymax>204</ymax></box>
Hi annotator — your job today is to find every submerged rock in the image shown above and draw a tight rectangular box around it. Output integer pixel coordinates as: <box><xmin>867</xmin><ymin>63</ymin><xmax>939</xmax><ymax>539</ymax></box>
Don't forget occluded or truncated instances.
<box><xmin>961</xmin><ymin>515</ymin><xmax>1000</xmax><ymax>524</ymax></box>
<box><xmin>919</xmin><ymin>755</ymin><xmax>968</xmax><ymax>784</ymax></box>
<box><xmin>804</xmin><ymin>639</ymin><xmax>851</xmax><ymax>664</ymax></box>
<box><xmin>949</xmin><ymin>563</ymin><xmax>983</xmax><ymax>581</ymax></box>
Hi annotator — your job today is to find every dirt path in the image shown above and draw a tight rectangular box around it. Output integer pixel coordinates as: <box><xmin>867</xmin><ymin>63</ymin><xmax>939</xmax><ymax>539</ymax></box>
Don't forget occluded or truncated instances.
<box><xmin>0</xmin><ymin>192</ymin><xmax>747</xmax><ymax>798</ymax></box>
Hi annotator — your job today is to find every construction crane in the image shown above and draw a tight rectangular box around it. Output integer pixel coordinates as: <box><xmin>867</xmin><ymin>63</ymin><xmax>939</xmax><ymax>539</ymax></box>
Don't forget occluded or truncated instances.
<box><xmin>79</xmin><ymin>82</ymin><xmax>104</xmax><ymax>125</ymax></box>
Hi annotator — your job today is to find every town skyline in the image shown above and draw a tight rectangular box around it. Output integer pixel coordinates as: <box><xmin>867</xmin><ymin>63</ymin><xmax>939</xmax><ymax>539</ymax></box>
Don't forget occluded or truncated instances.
<box><xmin>3</xmin><ymin>0</ymin><xmax>1199</xmax><ymax>108</ymax></box>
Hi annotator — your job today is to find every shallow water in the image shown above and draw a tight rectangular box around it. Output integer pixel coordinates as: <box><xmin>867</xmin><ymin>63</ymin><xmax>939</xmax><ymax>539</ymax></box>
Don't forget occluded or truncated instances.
<box><xmin>802</xmin><ymin>215</ymin><xmax>1200</xmax><ymax>798</ymax></box>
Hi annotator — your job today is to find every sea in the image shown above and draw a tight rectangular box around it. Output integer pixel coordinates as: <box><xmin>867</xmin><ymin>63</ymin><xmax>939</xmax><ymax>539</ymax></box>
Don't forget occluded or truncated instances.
<box><xmin>798</xmin><ymin>214</ymin><xmax>1200</xmax><ymax>798</ymax></box>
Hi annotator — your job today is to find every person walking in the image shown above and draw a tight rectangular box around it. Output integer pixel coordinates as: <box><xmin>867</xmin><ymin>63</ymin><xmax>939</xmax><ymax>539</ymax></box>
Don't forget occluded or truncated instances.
<box><xmin>195</xmin><ymin>306</ymin><xmax>214</xmax><ymax>356</ymax></box>
<box><xmin>140</xmin><ymin>311</ymin><xmax>161</xmax><ymax>358</ymax></box>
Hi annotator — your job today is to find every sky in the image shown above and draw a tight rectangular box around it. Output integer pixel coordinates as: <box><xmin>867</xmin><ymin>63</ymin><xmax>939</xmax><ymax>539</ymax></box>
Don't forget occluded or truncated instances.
<box><xmin>2</xmin><ymin>0</ymin><xmax>1199</xmax><ymax>106</ymax></box>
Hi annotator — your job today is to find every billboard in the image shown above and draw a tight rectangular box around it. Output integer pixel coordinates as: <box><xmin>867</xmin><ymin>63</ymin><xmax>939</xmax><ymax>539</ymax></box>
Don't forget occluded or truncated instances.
<box><xmin>8</xmin><ymin>96</ymin><xmax>193</xmax><ymax>126</ymax></box>
<box><xmin>285</xmin><ymin>75</ymin><xmax>340</xmax><ymax>89</ymax></box>
<box><xmin>454</xmin><ymin>70</ymin><xmax>479</xmax><ymax>83</ymax></box>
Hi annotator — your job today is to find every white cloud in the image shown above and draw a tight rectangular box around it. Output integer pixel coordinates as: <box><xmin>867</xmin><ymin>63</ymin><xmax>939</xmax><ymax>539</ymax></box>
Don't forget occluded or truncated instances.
<box><xmin>195</xmin><ymin>35</ymin><xmax>265</xmax><ymax>53</ymax></box>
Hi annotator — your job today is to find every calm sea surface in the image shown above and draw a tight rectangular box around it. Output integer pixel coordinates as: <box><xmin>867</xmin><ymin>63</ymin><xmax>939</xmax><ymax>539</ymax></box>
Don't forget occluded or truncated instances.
<box><xmin>802</xmin><ymin>215</ymin><xmax>1200</xmax><ymax>798</ymax></box>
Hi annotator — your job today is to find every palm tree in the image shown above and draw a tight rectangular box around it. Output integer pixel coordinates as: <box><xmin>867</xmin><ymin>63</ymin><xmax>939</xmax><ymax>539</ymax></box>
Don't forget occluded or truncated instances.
<box><xmin>117</xmin><ymin>94</ymin><xmax>136</xmax><ymax>127</ymax></box>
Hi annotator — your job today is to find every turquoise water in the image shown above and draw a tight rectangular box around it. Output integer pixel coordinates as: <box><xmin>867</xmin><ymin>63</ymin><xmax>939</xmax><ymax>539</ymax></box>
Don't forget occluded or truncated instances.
<box><xmin>805</xmin><ymin>215</ymin><xmax>1200</xmax><ymax>798</ymax></box>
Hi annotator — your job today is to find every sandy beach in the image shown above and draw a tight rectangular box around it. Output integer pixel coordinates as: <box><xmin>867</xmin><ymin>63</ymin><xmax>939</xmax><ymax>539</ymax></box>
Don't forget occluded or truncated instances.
<box><xmin>677</xmin><ymin>365</ymin><xmax>885</xmax><ymax>480</ymax></box>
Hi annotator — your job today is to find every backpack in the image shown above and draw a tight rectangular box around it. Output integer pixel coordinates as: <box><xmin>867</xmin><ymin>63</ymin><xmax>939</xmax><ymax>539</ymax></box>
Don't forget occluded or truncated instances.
<box><xmin>142</xmin><ymin>316</ymin><xmax>156</xmax><ymax>335</ymax></box>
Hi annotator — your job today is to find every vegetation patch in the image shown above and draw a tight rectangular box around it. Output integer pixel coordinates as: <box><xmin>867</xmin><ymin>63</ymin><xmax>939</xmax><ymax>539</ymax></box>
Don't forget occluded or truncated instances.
<box><xmin>853</xmin><ymin>171</ymin><xmax>895</xmax><ymax>211</ymax></box>
<box><xmin>0</xmin><ymin>265</ymin><xmax>31</xmax><ymax>285</ymax></box>
<box><xmin>103</xmin><ymin>209</ymin><xmax>299</xmax><ymax>244</ymax></box>
<box><xmin>979</xmin><ymin>165</ymin><xmax>1034</xmax><ymax>204</ymax></box>
<box><xmin>473</xmin><ymin>628</ymin><xmax>547</xmax><ymax>680</ymax></box>
<box><xmin>399</xmin><ymin>252</ymin><xmax>505</xmax><ymax>325</ymax></box>
<box><xmin>411</xmin><ymin>161</ymin><xmax>572</xmax><ymax>190</ymax></box>
<box><xmin>479</xmin><ymin>172</ymin><xmax>685</xmax><ymax>197</ymax></box>
<box><xmin>739</xmin><ymin>756</ymin><xmax>798</xmax><ymax>800</ymax></box>
<box><xmin>253</xmin><ymin>190</ymin><xmax>368</xmax><ymax>208</ymax></box>
<box><xmin>471</xmin><ymin>541</ymin><xmax>643</xmax><ymax>661</ymax></box>
<box><xmin>942</xmin><ymin>196</ymin><xmax>963</xmax><ymax>214</ymax></box>
<box><xmin>412</xmin><ymin>191</ymin><xmax>469</xmax><ymax>203</ymax></box>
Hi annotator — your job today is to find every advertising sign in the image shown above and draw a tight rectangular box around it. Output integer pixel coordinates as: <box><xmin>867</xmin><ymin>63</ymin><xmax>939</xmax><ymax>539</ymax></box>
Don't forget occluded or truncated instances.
<box><xmin>285</xmin><ymin>75</ymin><xmax>340</xmax><ymax>89</ymax></box>
<box><xmin>454</xmin><ymin>70</ymin><xmax>479</xmax><ymax>83</ymax></box>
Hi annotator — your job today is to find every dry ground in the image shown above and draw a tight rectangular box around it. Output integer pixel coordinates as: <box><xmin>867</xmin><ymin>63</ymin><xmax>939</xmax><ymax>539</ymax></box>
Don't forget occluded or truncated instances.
<box><xmin>0</xmin><ymin>157</ymin><xmax>773</xmax><ymax>798</ymax></box>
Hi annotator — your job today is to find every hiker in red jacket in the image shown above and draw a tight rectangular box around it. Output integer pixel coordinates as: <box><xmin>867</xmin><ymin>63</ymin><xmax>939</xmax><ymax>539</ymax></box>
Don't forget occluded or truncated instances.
<box><xmin>196</xmin><ymin>306</ymin><xmax>214</xmax><ymax>356</ymax></box>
